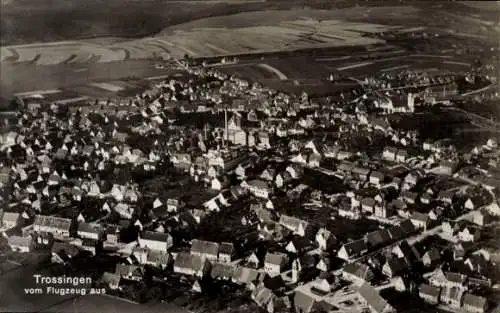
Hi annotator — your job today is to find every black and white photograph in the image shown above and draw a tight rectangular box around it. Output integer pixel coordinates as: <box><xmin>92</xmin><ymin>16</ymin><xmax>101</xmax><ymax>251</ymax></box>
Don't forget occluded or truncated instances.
<box><xmin>0</xmin><ymin>1</ymin><xmax>499</xmax><ymax>312</ymax></box>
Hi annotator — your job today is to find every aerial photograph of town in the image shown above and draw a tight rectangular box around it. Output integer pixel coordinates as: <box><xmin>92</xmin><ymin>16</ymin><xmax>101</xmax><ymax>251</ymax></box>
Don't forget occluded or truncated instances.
<box><xmin>0</xmin><ymin>0</ymin><xmax>499</xmax><ymax>312</ymax></box>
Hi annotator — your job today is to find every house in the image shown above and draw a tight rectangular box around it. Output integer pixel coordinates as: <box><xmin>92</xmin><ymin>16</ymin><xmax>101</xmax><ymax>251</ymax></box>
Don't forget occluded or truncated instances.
<box><xmin>462</xmin><ymin>293</ymin><xmax>488</xmax><ymax>313</ymax></box>
<box><xmin>382</xmin><ymin>147</ymin><xmax>398</xmax><ymax>161</ymax></box>
<box><xmin>275</xmin><ymin>171</ymin><xmax>292</xmax><ymax>189</ymax></box>
<box><xmin>342</xmin><ymin>262</ymin><xmax>374</xmax><ymax>284</ymax></box>
<box><xmin>33</xmin><ymin>215</ymin><xmax>73</xmax><ymax>238</ymax></box>
<box><xmin>80</xmin><ymin>238</ymin><xmax>99</xmax><ymax>255</ymax></box>
<box><xmin>438</xmin><ymin>190</ymin><xmax>454</xmax><ymax>205</ymax></box>
<box><xmin>370</xmin><ymin>171</ymin><xmax>385</xmax><ymax>186</ymax></box>
<box><xmin>458</xmin><ymin>226</ymin><xmax>481</xmax><ymax>242</ymax></box>
<box><xmin>115</xmin><ymin>264</ymin><xmax>144</xmax><ymax>281</ymax></box>
<box><xmin>464</xmin><ymin>254</ymin><xmax>489</xmax><ymax>275</ymax></box>
<box><xmin>147</xmin><ymin>250</ymin><xmax>172</xmax><ymax>269</ymax></box>
<box><xmin>138</xmin><ymin>231</ymin><xmax>173</xmax><ymax>251</ymax></box>
<box><xmin>411</xmin><ymin>212</ymin><xmax>430</xmax><ymax>230</ymax></box>
<box><xmin>395</xmin><ymin>150</ymin><xmax>408</xmax><ymax>163</ymax></box>
<box><xmin>422</xmin><ymin>248</ymin><xmax>441</xmax><ymax>267</ymax></box>
<box><xmin>264</xmin><ymin>252</ymin><xmax>288</xmax><ymax>277</ymax></box>
<box><xmin>440</xmin><ymin>286</ymin><xmax>464</xmax><ymax>310</ymax></box>
<box><xmin>173</xmin><ymin>252</ymin><xmax>210</xmax><ymax>277</ymax></box>
<box><xmin>1</xmin><ymin>211</ymin><xmax>20</xmax><ymax>229</ymax></box>
<box><xmin>419</xmin><ymin>284</ymin><xmax>441</xmax><ymax>304</ymax></box>
<box><xmin>382</xmin><ymin>258</ymin><xmax>406</xmax><ymax>278</ymax></box>
<box><xmin>308</xmin><ymin>153</ymin><xmax>322</xmax><ymax>168</ymax></box>
<box><xmin>365</xmin><ymin>229</ymin><xmax>391</xmax><ymax>249</ymax></box>
<box><xmin>473</xmin><ymin>210</ymin><xmax>492</xmax><ymax>226</ymax></box>
<box><xmin>191</xmin><ymin>239</ymin><xmax>220</xmax><ymax>261</ymax></box>
<box><xmin>285</xmin><ymin>237</ymin><xmax>310</xmax><ymax>254</ymax></box>
<box><xmin>101</xmin><ymin>272</ymin><xmax>121</xmax><ymax>290</ymax></box>
<box><xmin>52</xmin><ymin>242</ymin><xmax>81</xmax><ymax>263</ymax></box>
<box><xmin>211</xmin><ymin>262</ymin><xmax>236</xmax><ymax>280</ymax></box>
<box><xmin>286</xmin><ymin>164</ymin><xmax>303</xmax><ymax>179</ymax></box>
<box><xmin>293</xmin><ymin>289</ymin><xmax>316</xmax><ymax>313</ymax></box>
<box><xmin>132</xmin><ymin>246</ymin><xmax>149</xmax><ymax>264</ymax></box>
<box><xmin>244</xmin><ymin>179</ymin><xmax>274</xmax><ymax>199</ymax></box>
<box><xmin>279</xmin><ymin>215</ymin><xmax>309</xmax><ymax>237</ymax></box>
<box><xmin>337</xmin><ymin>239</ymin><xmax>368</xmax><ymax>261</ymax></box>
<box><xmin>453</xmin><ymin>242</ymin><xmax>476</xmax><ymax>260</ymax></box>
<box><xmin>352</xmin><ymin>166</ymin><xmax>370</xmax><ymax>182</ymax></box>
<box><xmin>232</xmin><ymin>266</ymin><xmax>262</xmax><ymax>286</ymax></box>
<box><xmin>77</xmin><ymin>222</ymin><xmax>101</xmax><ymax>240</ymax></box>
<box><xmin>218</xmin><ymin>242</ymin><xmax>235</xmax><ymax>263</ymax></box>
<box><xmin>361</xmin><ymin>197</ymin><xmax>376</xmax><ymax>213</ymax></box>
<box><xmin>357</xmin><ymin>283</ymin><xmax>396</xmax><ymax>313</ymax></box>
<box><xmin>251</xmin><ymin>284</ymin><xmax>275</xmax><ymax>313</ymax></box>
<box><xmin>105</xmin><ymin>225</ymin><xmax>121</xmax><ymax>244</ymax></box>
<box><xmin>8</xmin><ymin>235</ymin><xmax>31</xmax><ymax>253</ymax></box>
<box><xmin>315</xmin><ymin>228</ymin><xmax>337</xmax><ymax>251</ymax></box>
<box><xmin>260</xmin><ymin>168</ymin><xmax>277</xmax><ymax>182</ymax></box>
<box><xmin>167</xmin><ymin>198</ymin><xmax>185</xmax><ymax>213</ymax></box>
<box><xmin>402</xmin><ymin>191</ymin><xmax>418</xmax><ymax>204</ymax></box>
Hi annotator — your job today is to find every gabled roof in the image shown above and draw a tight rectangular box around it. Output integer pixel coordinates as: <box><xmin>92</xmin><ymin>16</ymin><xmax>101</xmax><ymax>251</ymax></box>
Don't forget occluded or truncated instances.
<box><xmin>264</xmin><ymin>252</ymin><xmax>287</xmax><ymax>265</ymax></box>
<box><xmin>141</xmin><ymin>231</ymin><xmax>171</xmax><ymax>243</ymax></box>
<box><xmin>8</xmin><ymin>235</ymin><xmax>31</xmax><ymax>247</ymax></box>
<box><xmin>341</xmin><ymin>239</ymin><xmax>368</xmax><ymax>256</ymax></box>
<box><xmin>211</xmin><ymin>262</ymin><xmax>235</xmax><ymax>279</ymax></box>
<box><xmin>191</xmin><ymin>239</ymin><xmax>219</xmax><ymax>256</ymax></box>
<box><xmin>462</xmin><ymin>293</ymin><xmax>487</xmax><ymax>308</ymax></box>
<box><xmin>419</xmin><ymin>284</ymin><xmax>441</xmax><ymax>298</ymax></box>
<box><xmin>77</xmin><ymin>222</ymin><xmax>100</xmax><ymax>234</ymax></box>
<box><xmin>233</xmin><ymin>266</ymin><xmax>261</xmax><ymax>284</ymax></box>
<box><xmin>219</xmin><ymin>242</ymin><xmax>234</xmax><ymax>255</ymax></box>
<box><xmin>358</xmin><ymin>283</ymin><xmax>394</xmax><ymax>313</ymax></box>
<box><xmin>2</xmin><ymin>211</ymin><xmax>20</xmax><ymax>223</ymax></box>
<box><xmin>174</xmin><ymin>252</ymin><xmax>205</xmax><ymax>271</ymax></box>
<box><xmin>34</xmin><ymin>215</ymin><xmax>72</xmax><ymax>231</ymax></box>
<box><xmin>147</xmin><ymin>250</ymin><xmax>171</xmax><ymax>265</ymax></box>
<box><xmin>343</xmin><ymin>262</ymin><xmax>373</xmax><ymax>281</ymax></box>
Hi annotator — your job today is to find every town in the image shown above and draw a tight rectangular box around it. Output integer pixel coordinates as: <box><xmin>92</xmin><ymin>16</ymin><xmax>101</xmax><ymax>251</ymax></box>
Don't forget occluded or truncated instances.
<box><xmin>1</xmin><ymin>35</ymin><xmax>500</xmax><ymax>313</ymax></box>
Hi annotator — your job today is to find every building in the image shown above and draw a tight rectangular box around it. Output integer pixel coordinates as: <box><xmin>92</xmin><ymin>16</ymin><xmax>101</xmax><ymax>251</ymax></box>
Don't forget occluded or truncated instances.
<box><xmin>357</xmin><ymin>283</ymin><xmax>396</xmax><ymax>313</ymax></box>
<box><xmin>264</xmin><ymin>252</ymin><xmax>288</xmax><ymax>277</ymax></box>
<box><xmin>1</xmin><ymin>211</ymin><xmax>20</xmax><ymax>229</ymax></box>
<box><xmin>191</xmin><ymin>239</ymin><xmax>220</xmax><ymax>261</ymax></box>
<box><xmin>8</xmin><ymin>235</ymin><xmax>31</xmax><ymax>253</ymax></box>
<box><xmin>77</xmin><ymin>222</ymin><xmax>101</xmax><ymax>240</ymax></box>
<box><xmin>462</xmin><ymin>293</ymin><xmax>488</xmax><ymax>313</ymax></box>
<box><xmin>342</xmin><ymin>262</ymin><xmax>374</xmax><ymax>284</ymax></box>
<box><xmin>440</xmin><ymin>286</ymin><xmax>464</xmax><ymax>310</ymax></box>
<box><xmin>33</xmin><ymin>215</ymin><xmax>73</xmax><ymax>238</ymax></box>
<box><xmin>418</xmin><ymin>284</ymin><xmax>441</xmax><ymax>304</ymax></box>
<box><xmin>410</xmin><ymin>212</ymin><xmax>430</xmax><ymax>230</ymax></box>
<box><xmin>337</xmin><ymin>239</ymin><xmax>368</xmax><ymax>262</ymax></box>
<box><xmin>146</xmin><ymin>250</ymin><xmax>172</xmax><ymax>269</ymax></box>
<box><xmin>173</xmin><ymin>252</ymin><xmax>209</xmax><ymax>277</ymax></box>
<box><xmin>218</xmin><ymin>242</ymin><xmax>235</xmax><ymax>263</ymax></box>
<box><xmin>138</xmin><ymin>231</ymin><xmax>173</xmax><ymax>252</ymax></box>
<box><xmin>279</xmin><ymin>215</ymin><xmax>309</xmax><ymax>237</ymax></box>
<box><xmin>243</xmin><ymin>179</ymin><xmax>274</xmax><ymax>199</ymax></box>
